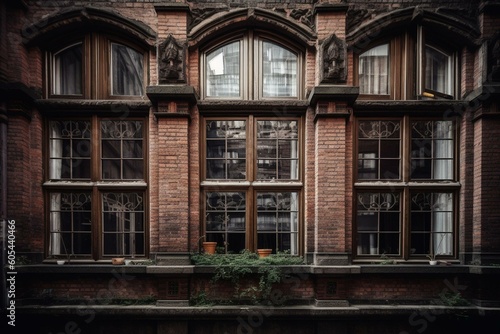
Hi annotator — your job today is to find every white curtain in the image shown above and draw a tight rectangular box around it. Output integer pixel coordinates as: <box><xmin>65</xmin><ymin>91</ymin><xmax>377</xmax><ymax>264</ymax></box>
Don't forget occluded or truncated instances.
<box><xmin>50</xmin><ymin>193</ymin><xmax>62</xmax><ymax>255</ymax></box>
<box><xmin>112</xmin><ymin>44</ymin><xmax>144</xmax><ymax>96</ymax></box>
<box><xmin>49</xmin><ymin>122</ymin><xmax>62</xmax><ymax>179</ymax></box>
<box><xmin>359</xmin><ymin>44</ymin><xmax>388</xmax><ymax>95</ymax></box>
<box><xmin>433</xmin><ymin>121</ymin><xmax>453</xmax><ymax>180</ymax></box>
<box><xmin>53</xmin><ymin>44</ymin><xmax>82</xmax><ymax>95</ymax></box>
<box><xmin>290</xmin><ymin>192</ymin><xmax>298</xmax><ymax>255</ymax></box>
<box><xmin>432</xmin><ymin>193</ymin><xmax>453</xmax><ymax>256</ymax></box>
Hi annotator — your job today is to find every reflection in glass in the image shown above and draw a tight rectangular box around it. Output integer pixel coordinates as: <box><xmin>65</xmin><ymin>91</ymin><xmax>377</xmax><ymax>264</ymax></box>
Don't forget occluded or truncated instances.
<box><xmin>102</xmin><ymin>192</ymin><xmax>145</xmax><ymax>256</ymax></box>
<box><xmin>357</xmin><ymin>192</ymin><xmax>400</xmax><ymax>255</ymax></box>
<box><xmin>101</xmin><ymin>121</ymin><xmax>143</xmax><ymax>180</ymax></box>
<box><xmin>411</xmin><ymin>121</ymin><xmax>453</xmax><ymax>180</ymax></box>
<box><xmin>359</xmin><ymin>44</ymin><xmax>389</xmax><ymax>95</ymax></box>
<box><xmin>262</xmin><ymin>41</ymin><xmax>297</xmax><ymax>97</ymax></box>
<box><xmin>53</xmin><ymin>43</ymin><xmax>82</xmax><ymax>95</ymax></box>
<box><xmin>358</xmin><ymin>121</ymin><xmax>400</xmax><ymax>180</ymax></box>
<box><xmin>425</xmin><ymin>45</ymin><xmax>452</xmax><ymax>96</ymax></box>
<box><xmin>112</xmin><ymin>43</ymin><xmax>144</xmax><ymax>96</ymax></box>
<box><xmin>206</xmin><ymin>120</ymin><xmax>246</xmax><ymax>179</ymax></box>
<box><xmin>49</xmin><ymin>121</ymin><xmax>91</xmax><ymax>180</ymax></box>
<box><xmin>206</xmin><ymin>42</ymin><xmax>240</xmax><ymax>97</ymax></box>
<box><xmin>257</xmin><ymin>120</ymin><xmax>298</xmax><ymax>180</ymax></box>
<box><xmin>205</xmin><ymin>192</ymin><xmax>246</xmax><ymax>253</ymax></box>
<box><xmin>49</xmin><ymin>192</ymin><xmax>92</xmax><ymax>256</ymax></box>
<box><xmin>257</xmin><ymin>192</ymin><xmax>298</xmax><ymax>255</ymax></box>
<box><xmin>410</xmin><ymin>192</ymin><xmax>453</xmax><ymax>256</ymax></box>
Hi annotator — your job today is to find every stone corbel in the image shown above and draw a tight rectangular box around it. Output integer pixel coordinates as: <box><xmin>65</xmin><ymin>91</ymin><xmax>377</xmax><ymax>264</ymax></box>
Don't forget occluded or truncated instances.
<box><xmin>146</xmin><ymin>85</ymin><xmax>198</xmax><ymax>120</ymax></box>
<box><xmin>308</xmin><ymin>85</ymin><xmax>359</xmax><ymax>122</ymax></box>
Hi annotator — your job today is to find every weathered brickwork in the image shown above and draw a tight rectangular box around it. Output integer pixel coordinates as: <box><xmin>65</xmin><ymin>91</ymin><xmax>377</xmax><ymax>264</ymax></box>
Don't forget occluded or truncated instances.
<box><xmin>1</xmin><ymin>1</ymin><xmax>500</xmax><ymax>327</ymax></box>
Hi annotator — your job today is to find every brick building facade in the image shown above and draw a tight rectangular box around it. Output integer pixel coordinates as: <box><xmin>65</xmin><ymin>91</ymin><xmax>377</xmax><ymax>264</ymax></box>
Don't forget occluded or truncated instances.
<box><xmin>1</xmin><ymin>0</ymin><xmax>500</xmax><ymax>333</ymax></box>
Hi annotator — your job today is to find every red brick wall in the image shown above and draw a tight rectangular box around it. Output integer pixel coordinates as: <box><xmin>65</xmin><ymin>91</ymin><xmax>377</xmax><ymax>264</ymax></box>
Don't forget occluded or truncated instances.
<box><xmin>315</xmin><ymin>115</ymin><xmax>347</xmax><ymax>253</ymax></box>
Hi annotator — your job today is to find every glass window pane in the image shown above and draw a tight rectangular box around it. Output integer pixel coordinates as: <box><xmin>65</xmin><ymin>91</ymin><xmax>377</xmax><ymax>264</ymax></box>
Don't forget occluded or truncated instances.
<box><xmin>359</xmin><ymin>44</ymin><xmax>389</xmax><ymax>95</ymax></box>
<box><xmin>205</xmin><ymin>120</ymin><xmax>246</xmax><ymax>180</ymax></box>
<box><xmin>205</xmin><ymin>192</ymin><xmax>246</xmax><ymax>254</ymax></box>
<box><xmin>206</xmin><ymin>41</ymin><xmax>240</xmax><ymax>97</ymax></box>
<box><xmin>111</xmin><ymin>43</ymin><xmax>144</xmax><ymax>96</ymax></box>
<box><xmin>49</xmin><ymin>120</ymin><xmax>91</xmax><ymax>180</ymax></box>
<box><xmin>53</xmin><ymin>43</ymin><xmax>82</xmax><ymax>95</ymax></box>
<box><xmin>257</xmin><ymin>120</ymin><xmax>299</xmax><ymax>180</ymax></box>
<box><xmin>411</xmin><ymin>121</ymin><xmax>454</xmax><ymax>180</ymax></box>
<box><xmin>49</xmin><ymin>192</ymin><xmax>92</xmax><ymax>256</ymax></box>
<box><xmin>425</xmin><ymin>45</ymin><xmax>452</xmax><ymax>96</ymax></box>
<box><xmin>262</xmin><ymin>41</ymin><xmax>297</xmax><ymax>97</ymax></box>
<box><xmin>410</xmin><ymin>192</ymin><xmax>454</xmax><ymax>257</ymax></box>
<box><xmin>102</xmin><ymin>192</ymin><xmax>145</xmax><ymax>256</ymax></box>
<box><xmin>101</xmin><ymin>121</ymin><xmax>144</xmax><ymax>180</ymax></box>
<box><xmin>257</xmin><ymin>192</ymin><xmax>299</xmax><ymax>254</ymax></box>
<box><xmin>357</xmin><ymin>121</ymin><xmax>400</xmax><ymax>180</ymax></box>
<box><xmin>356</xmin><ymin>192</ymin><xmax>400</xmax><ymax>256</ymax></box>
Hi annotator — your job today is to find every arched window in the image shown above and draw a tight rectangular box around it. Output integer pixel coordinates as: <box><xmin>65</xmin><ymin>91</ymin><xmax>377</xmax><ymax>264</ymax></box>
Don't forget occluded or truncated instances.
<box><xmin>44</xmin><ymin>33</ymin><xmax>148</xmax><ymax>261</ymax></box>
<box><xmin>47</xmin><ymin>34</ymin><xmax>147</xmax><ymax>99</ymax></box>
<box><xmin>202</xmin><ymin>32</ymin><xmax>302</xmax><ymax>100</ymax></box>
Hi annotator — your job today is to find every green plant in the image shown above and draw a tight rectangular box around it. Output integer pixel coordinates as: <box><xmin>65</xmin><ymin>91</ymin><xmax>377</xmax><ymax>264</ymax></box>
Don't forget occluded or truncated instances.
<box><xmin>438</xmin><ymin>291</ymin><xmax>469</xmax><ymax>306</ymax></box>
<box><xmin>191</xmin><ymin>249</ymin><xmax>303</xmax><ymax>305</ymax></box>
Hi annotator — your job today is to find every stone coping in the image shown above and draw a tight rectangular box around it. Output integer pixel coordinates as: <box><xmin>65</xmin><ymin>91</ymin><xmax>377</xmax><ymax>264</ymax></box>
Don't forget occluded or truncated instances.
<box><xmin>16</xmin><ymin>303</ymin><xmax>500</xmax><ymax>318</ymax></box>
<box><xmin>12</xmin><ymin>264</ymin><xmax>499</xmax><ymax>275</ymax></box>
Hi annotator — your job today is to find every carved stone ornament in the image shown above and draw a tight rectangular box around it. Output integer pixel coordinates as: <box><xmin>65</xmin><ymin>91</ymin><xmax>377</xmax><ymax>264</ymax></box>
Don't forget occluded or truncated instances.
<box><xmin>158</xmin><ymin>35</ymin><xmax>185</xmax><ymax>84</ymax></box>
<box><xmin>489</xmin><ymin>33</ymin><xmax>500</xmax><ymax>82</ymax></box>
<box><xmin>321</xmin><ymin>34</ymin><xmax>347</xmax><ymax>83</ymax></box>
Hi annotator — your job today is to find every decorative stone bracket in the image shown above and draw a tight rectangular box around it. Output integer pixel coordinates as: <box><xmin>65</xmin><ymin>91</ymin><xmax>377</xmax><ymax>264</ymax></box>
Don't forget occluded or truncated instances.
<box><xmin>146</xmin><ymin>85</ymin><xmax>198</xmax><ymax>120</ymax></box>
<box><xmin>308</xmin><ymin>85</ymin><xmax>359</xmax><ymax>122</ymax></box>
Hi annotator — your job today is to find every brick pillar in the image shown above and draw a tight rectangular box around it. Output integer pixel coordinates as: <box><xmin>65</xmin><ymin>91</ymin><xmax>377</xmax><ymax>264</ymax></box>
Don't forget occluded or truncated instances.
<box><xmin>309</xmin><ymin>86</ymin><xmax>358</xmax><ymax>265</ymax></box>
<box><xmin>314</xmin><ymin>103</ymin><xmax>349</xmax><ymax>265</ymax></box>
<box><xmin>472</xmin><ymin>101</ymin><xmax>500</xmax><ymax>265</ymax></box>
<box><xmin>147</xmin><ymin>86</ymin><xmax>197</xmax><ymax>264</ymax></box>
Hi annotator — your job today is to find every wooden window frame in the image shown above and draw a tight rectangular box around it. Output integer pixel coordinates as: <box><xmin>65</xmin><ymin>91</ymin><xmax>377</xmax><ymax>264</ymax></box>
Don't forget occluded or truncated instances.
<box><xmin>354</xmin><ymin>116</ymin><xmax>459</xmax><ymax>261</ymax></box>
<box><xmin>44</xmin><ymin>116</ymin><xmax>148</xmax><ymax>261</ymax></box>
<box><xmin>200</xmin><ymin>30</ymin><xmax>304</xmax><ymax>101</ymax></box>
<box><xmin>45</xmin><ymin>33</ymin><xmax>147</xmax><ymax>100</ymax></box>
<box><xmin>201</xmin><ymin>115</ymin><xmax>303</xmax><ymax>254</ymax></box>
<box><xmin>354</xmin><ymin>26</ymin><xmax>459</xmax><ymax>101</ymax></box>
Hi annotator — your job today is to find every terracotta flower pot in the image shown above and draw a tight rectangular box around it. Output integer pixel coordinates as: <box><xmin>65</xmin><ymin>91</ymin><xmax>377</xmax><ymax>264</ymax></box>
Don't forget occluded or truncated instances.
<box><xmin>112</xmin><ymin>257</ymin><xmax>125</xmax><ymax>265</ymax></box>
<box><xmin>203</xmin><ymin>242</ymin><xmax>218</xmax><ymax>255</ymax></box>
<box><xmin>257</xmin><ymin>249</ymin><xmax>272</xmax><ymax>258</ymax></box>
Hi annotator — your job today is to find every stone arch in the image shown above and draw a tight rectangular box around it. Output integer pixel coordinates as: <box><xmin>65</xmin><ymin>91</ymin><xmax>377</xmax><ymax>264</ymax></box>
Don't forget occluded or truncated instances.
<box><xmin>347</xmin><ymin>6</ymin><xmax>480</xmax><ymax>52</ymax></box>
<box><xmin>188</xmin><ymin>7</ymin><xmax>316</xmax><ymax>50</ymax></box>
<box><xmin>23</xmin><ymin>6</ymin><xmax>156</xmax><ymax>48</ymax></box>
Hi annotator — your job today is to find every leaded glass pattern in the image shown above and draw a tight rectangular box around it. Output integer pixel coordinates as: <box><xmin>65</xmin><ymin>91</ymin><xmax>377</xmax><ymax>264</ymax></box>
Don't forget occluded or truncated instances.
<box><xmin>257</xmin><ymin>192</ymin><xmax>299</xmax><ymax>255</ymax></box>
<box><xmin>102</xmin><ymin>192</ymin><xmax>145</xmax><ymax>256</ymax></box>
<box><xmin>101</xmin><ymin>120</ymin><xmax>144</xmax><ymax>180</ymax></box>
<box><xmin>411</xmin><ymin>120</ymin><xmax>454</xmax><ymax>180</ymax></box>
<box><xmin>257</xmin><ymin>120</ymin><xmax>298</xmax><ymax>180</ymax></box>
<box><xmin>49</xmin><ymin>192</ymin><xmax>92</xmax><ymax>256</ymax></box>
<box><xmin>410</xmin><ymin>192</ymin><xmax>453</xmax><ymax>256</ymax></box>
<box><xmin>49</xmin><ymin>120</ymin><xmax>91</xmax><ymax>180</ymax></box>
<box><xmin>358</xmin><ymin>120</ymin><xmax>401</xmax><ymax>180</ymax></box>
<box><xmin>205</xmin><ymin>192</ymin><xmax>246</xmax><ymax>253</ymax></box>
<box><xmin>357</xmin><ymin>192</ymin><xmax>401</xmax><ymax>255</ymax></box>
<box><xmin>206</xmin><ymin>120</ymin><xmax>246</xmax><ymax>179</ymax></box>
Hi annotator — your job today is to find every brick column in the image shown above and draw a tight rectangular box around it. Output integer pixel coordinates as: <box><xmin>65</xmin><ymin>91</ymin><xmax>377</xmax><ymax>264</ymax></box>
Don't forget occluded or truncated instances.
<box><xmin>147</xmin><ymin>86</ymin><xmax>197</xmax><ymax>264</ymax></box>
<box><xmin>472</xmin><ymin>97</ymin><xmax>500</xmax><ymax>265</ymax></box>
<box><xmin>309</xmin><ymin>86</ymin><xmax>358</xmax><ymax>265</ymax></box>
